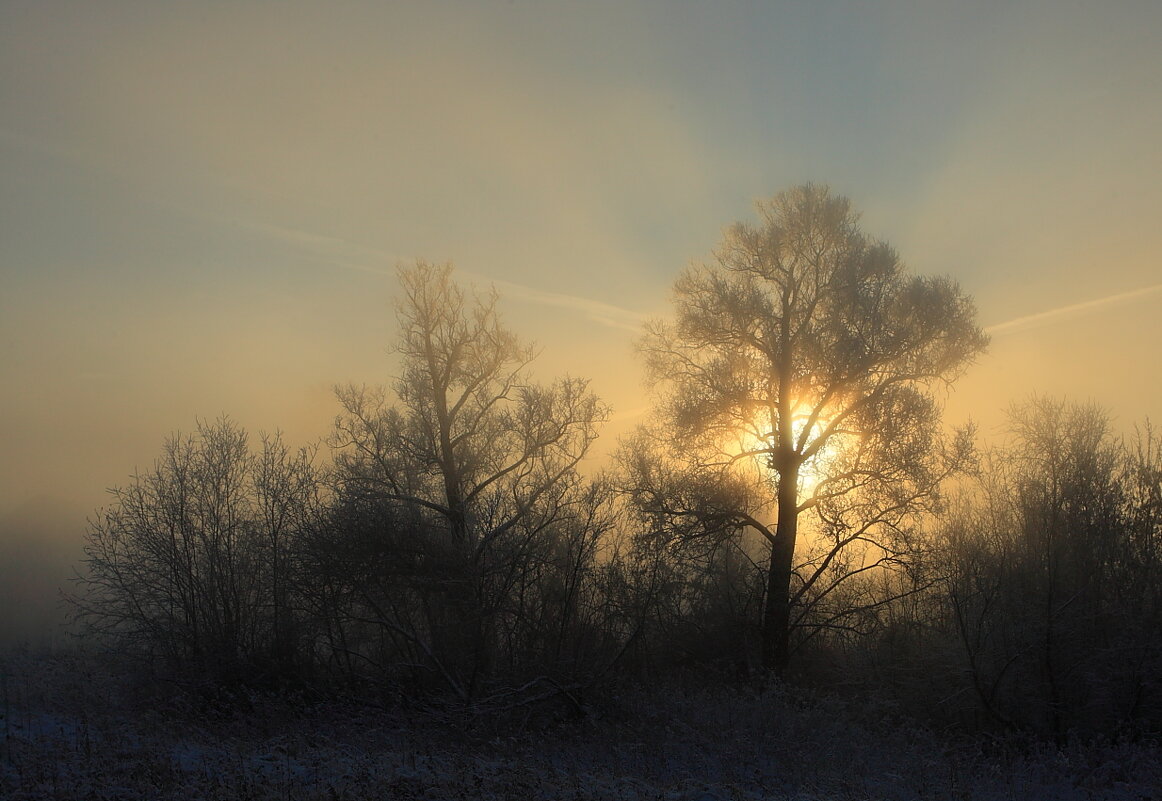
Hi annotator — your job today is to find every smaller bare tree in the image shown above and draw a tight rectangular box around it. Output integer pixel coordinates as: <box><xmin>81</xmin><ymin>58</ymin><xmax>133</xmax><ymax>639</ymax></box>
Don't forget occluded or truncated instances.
<box><xmin>326</xmin><ymin>261</ymin><xmax>612</xmax><ymax>702</ymax></box>
<box><xmin>70</xmin><ymin>418</ymin><xmax>322</xmax><ymax>682</ymax></box>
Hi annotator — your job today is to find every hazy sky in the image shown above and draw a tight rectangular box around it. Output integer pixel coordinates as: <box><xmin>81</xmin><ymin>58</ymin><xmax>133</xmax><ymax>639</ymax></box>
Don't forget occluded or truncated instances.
<box><xmin>3</xmin><ymin>0</ymin><xmax>1161</xmax><ymax>640</ymax></box>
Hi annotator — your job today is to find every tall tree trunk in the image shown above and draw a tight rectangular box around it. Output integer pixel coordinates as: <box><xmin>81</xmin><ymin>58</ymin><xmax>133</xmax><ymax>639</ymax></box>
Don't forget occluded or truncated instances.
<box><xmin>762</xmin><ymin>464</ymin><xmax>799</xmax><ymax>673</ymax></box>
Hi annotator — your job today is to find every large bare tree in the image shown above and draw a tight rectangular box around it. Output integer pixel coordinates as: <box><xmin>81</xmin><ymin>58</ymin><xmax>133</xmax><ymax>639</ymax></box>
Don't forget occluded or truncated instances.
<box><xmin>624</xmin><ymin>185</ymin><xmax>987</xmax><ymax>673</ymax></box>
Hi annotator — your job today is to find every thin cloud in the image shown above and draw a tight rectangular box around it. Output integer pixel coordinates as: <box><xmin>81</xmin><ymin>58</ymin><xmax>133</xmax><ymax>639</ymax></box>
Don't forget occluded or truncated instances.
<box><xmin>231</xmin><ymin>220</ymin><xmax>403</xmax><ymax>275</ymax></box>
<box><xmin>986</xmin><ymin>283</ymin><xmax>1162</xmax><ymax>337</ymax></box>
<box><xmin>0</xmin><ymin>133</ymin><xmax>407</xmax><ymax>280</ymax></box>
<box><xmin>484</xmin><ymin>277</ymin><xmax>649</xmax><ymax>333</ymax></box>
<box><xmin>234</xmin><ymin>220</ymin><xmax>649</xmax><ymax>333</ymax></box>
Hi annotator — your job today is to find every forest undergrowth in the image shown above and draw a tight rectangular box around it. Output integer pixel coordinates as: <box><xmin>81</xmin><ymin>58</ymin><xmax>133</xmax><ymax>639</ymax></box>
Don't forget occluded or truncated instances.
<box><xmin>3</xmin><ymin>646</ymin><xmax>1159</xmax><ymax>801</ymax></box>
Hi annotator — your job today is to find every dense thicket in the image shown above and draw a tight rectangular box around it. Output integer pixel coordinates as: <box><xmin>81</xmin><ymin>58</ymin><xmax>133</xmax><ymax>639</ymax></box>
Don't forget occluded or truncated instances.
<box><xmin>73</xmin><ymin>263</ymin><xmax>627</xmax><ymax>711</ymax></box>
<box><xmin>935</xmin><ymin>399</ymin><xmax>1162</xmax><ymax>737</ymax></box>
<box><xmin>70</xmin><ymin>421</ymin><xmax>322</xmax><ymax>683</ymax></box>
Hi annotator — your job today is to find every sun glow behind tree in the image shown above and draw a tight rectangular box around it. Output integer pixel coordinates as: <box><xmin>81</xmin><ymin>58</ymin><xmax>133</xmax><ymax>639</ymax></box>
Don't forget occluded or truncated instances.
<box><xmin>729</xmin><ymin>404</ymin><xmax>844</xmax><ymax>503</ymax></box>
<box><xmin>626</xmin><ymin>184</ymin><xmax>988</xmax><ymax>671</ymax></box>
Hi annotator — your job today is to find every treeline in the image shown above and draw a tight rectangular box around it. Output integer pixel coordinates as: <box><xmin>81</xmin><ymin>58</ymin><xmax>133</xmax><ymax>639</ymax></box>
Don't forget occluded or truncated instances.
<box><xmin>818</xmin><ymin>398</ymin><xmax>1162</xmax><ymax>740</ymax></box>
<box><xmin>73</xmin><ymin>263</ymin><xmax>624</xmax><ymax>714</ymax></box>
<box><xmin>68</xmin><ymin>189</ymin><xmax>1162</xmax><ymax>741</ymax></box>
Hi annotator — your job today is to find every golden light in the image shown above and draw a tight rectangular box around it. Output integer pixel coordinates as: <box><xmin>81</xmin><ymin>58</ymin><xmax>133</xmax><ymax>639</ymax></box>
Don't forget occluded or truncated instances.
<box><xmin>728</xmin><ymin>404</ymin><xmax>835</xmax><ymax>502</ymax></box>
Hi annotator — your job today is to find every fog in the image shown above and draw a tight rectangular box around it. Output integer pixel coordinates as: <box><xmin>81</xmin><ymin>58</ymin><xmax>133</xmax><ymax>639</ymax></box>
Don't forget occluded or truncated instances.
<box><xmin>3</xmin><ymin>0</ymin><xmax>1161</xmax><ymax>646</ymax></box>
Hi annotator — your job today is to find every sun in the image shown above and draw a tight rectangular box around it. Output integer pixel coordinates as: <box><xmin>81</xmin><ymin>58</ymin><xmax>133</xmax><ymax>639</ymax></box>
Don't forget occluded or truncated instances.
<box><xmin>729</xmin><ymin>407</ymin><xmax>833</xmax><ymax>502</ymax></box>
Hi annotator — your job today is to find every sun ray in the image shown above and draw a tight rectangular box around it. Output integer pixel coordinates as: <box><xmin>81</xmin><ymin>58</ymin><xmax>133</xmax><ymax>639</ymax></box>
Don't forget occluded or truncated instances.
<box><xmin>725</xmin><ymin>402</ymin><xmax>840</xmax><ymax>503</ymax></box>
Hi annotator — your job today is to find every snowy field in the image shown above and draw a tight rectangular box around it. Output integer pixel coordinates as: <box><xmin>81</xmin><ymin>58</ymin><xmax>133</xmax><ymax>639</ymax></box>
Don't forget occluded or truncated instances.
<box><xmin>2</xmin><ymin>648</ymin><xmax>1159</xmax><ymax>800</ymax></box>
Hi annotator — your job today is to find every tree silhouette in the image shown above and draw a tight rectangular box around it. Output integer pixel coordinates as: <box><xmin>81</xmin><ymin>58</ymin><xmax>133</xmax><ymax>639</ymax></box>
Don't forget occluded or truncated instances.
<box><xmin>944</xmin><ymin>398</ymin><xmax>1162</xmax><ymax>737</ymax></box>
<box><xmin>70</xmin><ymin>419</ymin><xmax>321</xmax><ymax>680</ymax></box>
<box><xmin>625</xmin><ymin>185</ymin><xmax>987</xmax><ymax>673</ymax></box>
<box><xmin>329</xmin><ymin>261</ymin><xmax>610</xmax><ymax>698</ymax></box>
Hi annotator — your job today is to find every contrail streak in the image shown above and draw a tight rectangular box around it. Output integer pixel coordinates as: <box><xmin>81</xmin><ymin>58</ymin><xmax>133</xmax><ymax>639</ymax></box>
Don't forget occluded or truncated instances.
<box><xmin>481</xmin><ymin>277</ymin><xmax>648</xmax><ymax>333</ymax></box>
<box><xmin>238</xmin><ymin>220</ymin><xmax>649</xmax><ymax>332</ymax></box>
<box><xmin>985</xmin><ymin>282</ymin><xmax>1162</xmax><ymax>336</ymax></box>
<box><xmin>0</xmin><ymin>130</ymin><xmax>649</xmax><ymax>334</ymax></box>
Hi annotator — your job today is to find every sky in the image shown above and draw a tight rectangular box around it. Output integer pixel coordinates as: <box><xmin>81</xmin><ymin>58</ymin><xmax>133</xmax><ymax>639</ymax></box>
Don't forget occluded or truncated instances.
<box><xmin>2</xmin><ymin>0</ymin><xmax>1161</xmax><ymax>642</ymax></box>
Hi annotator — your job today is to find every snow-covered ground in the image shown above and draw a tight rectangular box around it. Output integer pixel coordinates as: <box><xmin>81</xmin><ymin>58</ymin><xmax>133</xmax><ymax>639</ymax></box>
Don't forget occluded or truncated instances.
<box><xmin>2</xmin><ymin>648</ymin><xmax>1158</xmax><ymax>800</ymax></box>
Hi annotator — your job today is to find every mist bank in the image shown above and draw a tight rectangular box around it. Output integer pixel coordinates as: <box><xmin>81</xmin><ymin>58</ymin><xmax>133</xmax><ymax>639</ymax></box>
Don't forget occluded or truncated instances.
<box><xmin>0</xmin><ymin>503</ymin><xmax>81</xmax><ymax>647</ymax></box>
